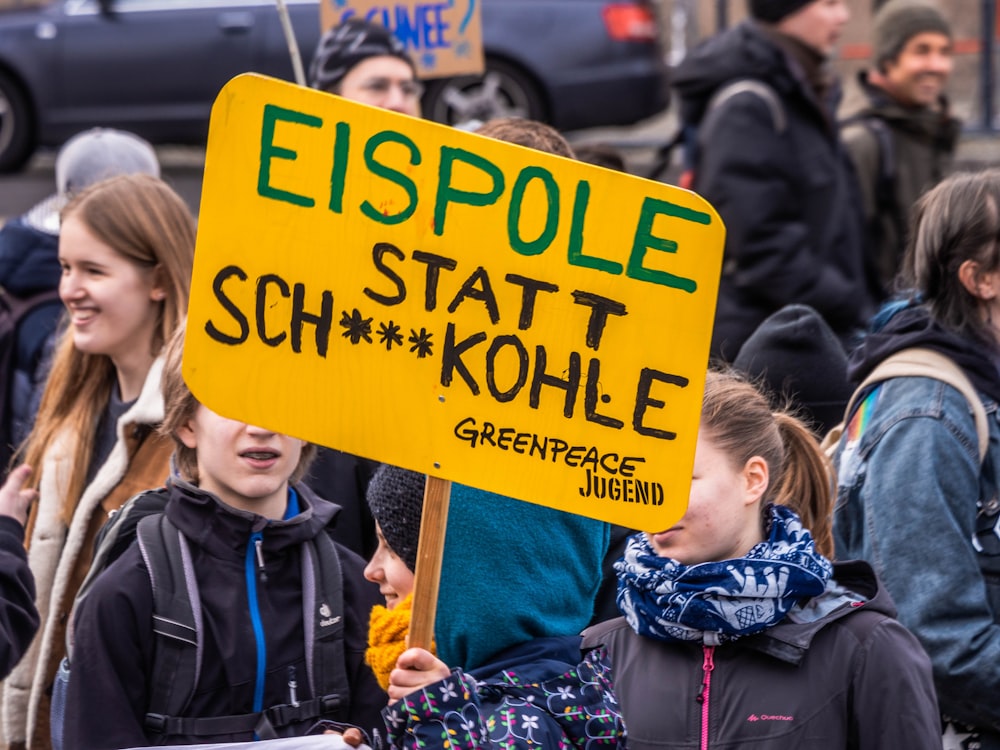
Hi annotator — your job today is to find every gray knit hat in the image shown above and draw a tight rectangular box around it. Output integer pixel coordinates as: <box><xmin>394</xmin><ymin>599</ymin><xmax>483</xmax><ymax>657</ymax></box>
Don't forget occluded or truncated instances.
<box><xmin>874</xmin><ymin>0</ymin><xmax>951</xmax><ymax>69</ymax></box>
<box><xmin>365</xmin><ymin>464</ymin><xmax>425</xmax><ymax>572</ymax></box>
<box><xmin>748</xmin><ymin>0</ymin><xmax>813</xmax><ymax>23</ymax></box>
<box><xmin>55</xmin><ymin>128</ymin><xmax>160</xmax><ymax>197</ymax></box>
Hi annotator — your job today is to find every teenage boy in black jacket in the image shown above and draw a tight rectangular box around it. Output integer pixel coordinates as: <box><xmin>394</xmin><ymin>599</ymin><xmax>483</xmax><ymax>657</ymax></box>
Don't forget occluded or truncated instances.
<box><xmin>62</xmin><ymin>327</ymin><xmax>386</xmax><ymax>748</ymax></box>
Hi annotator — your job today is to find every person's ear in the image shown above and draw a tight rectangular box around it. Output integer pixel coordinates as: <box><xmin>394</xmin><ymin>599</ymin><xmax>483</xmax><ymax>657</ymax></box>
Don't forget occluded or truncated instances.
<box><xmin>176</xmin><ymin>418</ymin><xmax>198</xmax><ymax>450</ymax></box>
<box><xmin>958</xmin><ymin>259</ymin><xmax>999</xmax><ymax>300</ymax></box>
<box><xmin>149</xmin><ymin>264</ymin><xmax>168</xmax><ymax>302</ymax></box>
<box><xmin>743</xmin><ymin>456</ymin><xmax>769</xmax><ymax>506</ymax></box>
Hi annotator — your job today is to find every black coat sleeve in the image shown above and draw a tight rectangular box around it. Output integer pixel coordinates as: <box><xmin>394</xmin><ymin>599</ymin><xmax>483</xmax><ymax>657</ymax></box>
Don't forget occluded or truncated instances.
<box><xmin>847</xmin><ymin>611</ymin><xmax>942</xmax><ymax>749</ymax></box>
<box><xmin>306</xmin><ymin>451</ymin><xmax>380</xmax><ymax>560</ymax></box>
<box><xmin>63</xmin><ymin>545</ymin><xmax>155</xmax><ymax>750</ymax></box>
<box><xmin>0</xmin><ymin>515</ymin><xmax>38</xmax><ymax>679</ymax></box>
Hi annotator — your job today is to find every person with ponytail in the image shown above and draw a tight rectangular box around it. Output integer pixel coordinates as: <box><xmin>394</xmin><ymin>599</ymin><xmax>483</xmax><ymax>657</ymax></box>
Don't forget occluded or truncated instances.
<box><xmin>583</xmin><ymin>369</ymin><xmax>940</xmax><ymax>749</ymax></box>
<box><xmin>1</xmin><ymin>174</ymin><xmax>194</xmax><ymax>750</ymax></box>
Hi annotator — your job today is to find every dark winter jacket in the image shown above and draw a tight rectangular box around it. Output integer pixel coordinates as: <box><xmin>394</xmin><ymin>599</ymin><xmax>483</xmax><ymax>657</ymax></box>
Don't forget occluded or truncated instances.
<box><xmin>673</xmin><ymin>21</ymin><xmax>875</xmax><ymax>361</ymax></box>
<box><xmin>0</xmin><ymin>215</ymin><xmax>63</xmax><ymax>461</ymax></box>
<box><xmin>582</xmin><ymin>560</ymin><xmax>940</xmax><ymax>749</ymax></box>
<box><xmin>840</xmin><ymin>71</ymin><xmax>961</xmax><ymax>292</ymax></box>
<box><xmin>0</xmin><ymin>515</ymin><xmax>39</xmax><ymax>680</ymax></box>
<box><xmin>305</xmin><ymin>448</ymin><xmax>380</xmax><ymax>560</ymax></box>
<box><xmin>62</xmin><ymin>478</ymin><xmax>386</xmax><ymax>749</ymax></box>
<box><xmin>383</xmin><ymin>635</ymin><xmax>625</xmax><ymax>750</ymax></box>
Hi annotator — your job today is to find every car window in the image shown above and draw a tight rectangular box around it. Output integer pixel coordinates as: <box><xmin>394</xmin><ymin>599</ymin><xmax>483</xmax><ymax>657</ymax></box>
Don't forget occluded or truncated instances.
<box><xmin>67</xmin><ymin>0</ymin><xmax>316</xmax><ymax>12</ymax></box>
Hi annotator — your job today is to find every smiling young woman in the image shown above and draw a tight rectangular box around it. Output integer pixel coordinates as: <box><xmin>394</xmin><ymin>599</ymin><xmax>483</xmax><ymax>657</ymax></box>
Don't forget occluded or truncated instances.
<box><xmin>0</xmin><ymin>173</ymin><xmax>194</xmax><ymax>750</ymax></box>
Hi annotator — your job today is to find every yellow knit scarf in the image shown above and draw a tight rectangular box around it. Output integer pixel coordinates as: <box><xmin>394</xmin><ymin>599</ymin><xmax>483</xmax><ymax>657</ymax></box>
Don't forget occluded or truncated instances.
<box><xmin>367</xmin><ymin>593</ymin><xmax>433</xmax><ymax>692</ymax></box>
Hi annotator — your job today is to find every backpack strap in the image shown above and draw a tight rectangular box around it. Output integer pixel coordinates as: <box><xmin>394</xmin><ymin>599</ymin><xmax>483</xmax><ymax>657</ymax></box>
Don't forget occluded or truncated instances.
<box><xmin>863</xmin><ymin>117</ymin><xmax>897</xmax><ymax>216</ymax></box>
<box><xmin>701</xmin><ymin>79</ymin><xmax>787</xmax><ymax>146</ymax></box>
<box><xmin>842</xmin><ymin>113</ymin><xmax>903</xmax><ymax>251</ymax></box>
<box><xmin>304</xmin><ymin>531</ymin><xmax>350</xmax><ymax>718</ymax></box>
<box><xmin>137</xmin><ymin>513</ymin><xmax>203</xmax><ymax>729</ymax></box>
<box><xmin>141</xmin><ymin>523</ymin><xmax>350</xmax><ymax>740</ymax></box>
<box><xmin>825</xmin><ymin>347</ymin><xmax>989</xmax><ymax>465</ymax></box>
<box><xmin>68</xmin><ymin>488</ymin><xmax>169</xmax><ymax>654</ymax></box>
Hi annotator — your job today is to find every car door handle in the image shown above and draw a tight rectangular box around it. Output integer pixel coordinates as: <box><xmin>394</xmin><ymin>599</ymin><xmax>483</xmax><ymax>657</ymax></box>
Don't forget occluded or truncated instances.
<box><xmin>218</xmin><ymin>11</ymin><xmax>254</xmax><ymax>33</ymax></box>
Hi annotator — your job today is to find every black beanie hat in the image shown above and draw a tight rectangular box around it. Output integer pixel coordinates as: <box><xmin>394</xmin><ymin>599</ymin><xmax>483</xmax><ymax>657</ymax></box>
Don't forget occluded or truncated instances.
<box><xmin>748</xmin><ymin>0</ymin><xmax>813</xmax><ymax>22</ymax></box>
<box><xmin>365</xmin><ymin>464</ymin><xmax>425</xmax><ymax>572</ymax></box>
<box><xmin>732</xmin><ymin>304</ymin><xmax>852</xmax><ymax>436</ymax></box>
<box><xmin>309</xmin><ymin>18</ymin><xmax>417</xmax><ymax>92</ymax></box>
<box><xmin>873</xmin><ymin>0</ymin><xmax>951</xmax><ymax>70</ymax></box>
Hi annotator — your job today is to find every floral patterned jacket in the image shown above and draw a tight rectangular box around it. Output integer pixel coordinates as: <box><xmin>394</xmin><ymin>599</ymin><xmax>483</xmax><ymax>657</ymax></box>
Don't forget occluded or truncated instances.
<box><xmin>382</xmin><ymin>639</ymin><xmax>625</xmax><ymax>750</ymax></box>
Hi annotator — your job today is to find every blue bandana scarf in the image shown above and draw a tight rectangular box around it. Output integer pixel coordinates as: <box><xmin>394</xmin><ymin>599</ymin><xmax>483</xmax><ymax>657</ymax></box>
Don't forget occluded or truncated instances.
<box><xmin>615</xmin><ymin>505</ymin><xmax>833</xmax><ymax>645</ymax></box>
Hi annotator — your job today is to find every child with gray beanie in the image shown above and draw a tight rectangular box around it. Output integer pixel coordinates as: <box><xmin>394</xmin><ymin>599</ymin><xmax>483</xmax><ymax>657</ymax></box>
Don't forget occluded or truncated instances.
<box><xmin>361</xmin><ymin>464</ymin><xmax>625</xmax><ymax>750</ymax></box>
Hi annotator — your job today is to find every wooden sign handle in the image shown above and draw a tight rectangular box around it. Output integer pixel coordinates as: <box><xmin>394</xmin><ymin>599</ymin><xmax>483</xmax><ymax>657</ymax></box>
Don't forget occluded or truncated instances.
<box><xmin>408</xmin><ymin>476</ymin><xmax>451</xmax><ymax>651</ymax></box>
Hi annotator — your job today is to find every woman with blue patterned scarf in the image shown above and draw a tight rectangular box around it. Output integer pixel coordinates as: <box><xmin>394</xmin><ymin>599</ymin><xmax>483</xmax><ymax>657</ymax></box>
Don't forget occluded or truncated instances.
<box><xmin>583</xmin><ymin>370</ymin><xmax>940</xmax><ymax>749</ymax></box>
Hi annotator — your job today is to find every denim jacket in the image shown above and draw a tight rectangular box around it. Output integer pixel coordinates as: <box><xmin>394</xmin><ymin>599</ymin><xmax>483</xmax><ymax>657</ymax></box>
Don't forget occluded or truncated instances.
<box><xmin>833</xmin><ymin>374</ymin><xmax>1000</xmax><ymax>746</ymax></box>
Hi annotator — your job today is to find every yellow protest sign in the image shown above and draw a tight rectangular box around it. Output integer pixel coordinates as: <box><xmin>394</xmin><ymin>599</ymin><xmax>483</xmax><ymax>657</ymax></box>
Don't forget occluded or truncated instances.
<box><xmin>320</xmin><ymin>0</ymin><xmax>484</xmax><ymax>79</ymax></box>
<box><xmin>185</xmin><ymin>74</ymin><xmax>724</xmax><ymax>531</ymax></box>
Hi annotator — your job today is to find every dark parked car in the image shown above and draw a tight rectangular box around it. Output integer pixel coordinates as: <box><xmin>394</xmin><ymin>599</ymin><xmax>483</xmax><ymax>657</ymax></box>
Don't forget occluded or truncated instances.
<box><xmin>0</xmin><ymin>0</ymin><xmax>668</xmax><ymax>172</ymax></box>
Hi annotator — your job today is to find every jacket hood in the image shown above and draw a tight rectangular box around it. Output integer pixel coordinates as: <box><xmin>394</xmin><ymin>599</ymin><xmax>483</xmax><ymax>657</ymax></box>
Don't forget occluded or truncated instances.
<box><xmin>0</xmin><ymin>214</ymin><xmax>61</xmax><ymax>295</ymax></box>
<box><xmin>847</xmin><ymin>300</ymin><xmax>1000</xmax><ymax>402</ymax></box>
<box><xmin>165</xmin><ymin>477</ymin><xmax>341</xmax><ymax>555</ymax></box>
<box><xmin>840</xmin><ymin>70</ymin><xmax>961</xmax><ymax>147</ymax></box>
<box><xmin>745</xmin><ymin>559</ymin><xmax>894</xmax><ymax>664</ymax></box>
<box><xmin>435</xmin><ymin>486</ymin><xmax>610</xmax><ymax>673</ymax></box>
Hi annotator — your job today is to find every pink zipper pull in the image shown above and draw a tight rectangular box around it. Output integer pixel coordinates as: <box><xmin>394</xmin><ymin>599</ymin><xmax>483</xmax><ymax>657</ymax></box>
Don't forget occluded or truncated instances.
<box><xmin>696</xmin><ymin>645</ymin><xmax>715</xmax><ymax>702</ymax></box>
<box><xmin>698</xmin><ymin>645</ymin><xmax>716</xmax><ymax>750</ymax></box>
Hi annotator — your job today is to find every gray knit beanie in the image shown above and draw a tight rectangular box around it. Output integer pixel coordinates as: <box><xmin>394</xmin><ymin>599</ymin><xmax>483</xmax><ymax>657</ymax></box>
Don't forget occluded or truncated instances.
<box><xmin>874</xmin><ymin>0</ymin><xmax>951</xmax><ymax>70</ymax></box>
<box><xmin>55</xmin><ymin>128</ymin><xmax>160</xmax><ymax>197</ymax></box>
<box><xmin>748</xmin><ymin>0</ymin><xmax>813</xmax><ymax>23</ymax></box>
<box><xmin>365</xmin><ymin>464</ymin><xmax>425</xmax><ymax>572</ymax></box>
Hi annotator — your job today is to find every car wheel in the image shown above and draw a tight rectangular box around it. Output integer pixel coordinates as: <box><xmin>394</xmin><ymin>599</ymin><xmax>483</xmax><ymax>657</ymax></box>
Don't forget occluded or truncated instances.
<box><xmin>423</xmin><ymin>58</ymin><xmax>546</xmax><ymax>128</ymax></box>
<box><xmin>0</xmin><ymin>72</ymin><xmax>34</xmax><ymax>173</ymax></box>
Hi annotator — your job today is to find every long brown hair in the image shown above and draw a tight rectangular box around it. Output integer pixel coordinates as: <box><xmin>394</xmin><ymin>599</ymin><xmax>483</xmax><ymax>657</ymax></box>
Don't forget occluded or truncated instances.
<box><xmin>19</xmin><ymin>174</ymin><xmax>195</xmax><ymax>522</ymax></box>
<box><xmin>700</xmin><ymin>370</ymin><xmax>835</xmax><ymax>557</ymax></box>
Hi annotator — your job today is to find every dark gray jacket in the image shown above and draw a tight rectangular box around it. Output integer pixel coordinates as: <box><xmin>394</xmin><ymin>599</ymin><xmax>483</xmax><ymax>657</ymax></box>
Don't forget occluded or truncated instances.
<box><xmin>582</xmin><ymin>561</ymin><xmax>940</xmax><ymax>749</ymax></box>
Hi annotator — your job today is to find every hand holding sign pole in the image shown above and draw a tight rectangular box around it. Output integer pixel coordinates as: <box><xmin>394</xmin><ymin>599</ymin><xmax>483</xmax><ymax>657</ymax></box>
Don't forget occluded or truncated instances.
<box><xmin>183</xmin><ymin>74</ymin><xmax>724</xmax><ymax>652</ymax></box>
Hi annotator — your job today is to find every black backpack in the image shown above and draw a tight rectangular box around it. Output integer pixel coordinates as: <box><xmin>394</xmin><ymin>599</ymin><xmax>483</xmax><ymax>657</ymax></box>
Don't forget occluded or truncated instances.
<box><xmin>51</xmin><ymin>488</ymin><xmax>352</xmax><ymax>745</ymax></box>
<box><xmin>0</xmin><ymin>286</ymin><xmax>61</xmax><ymax>469</ymax></box>
<box><xmin>839</xmin><ymin>113</ymin><xmax>901</xmax><ymax>261</ymax></box>
<box><xmin>647</xmin><ymin>79</ymin><xmax>788</xmax><ymax>186</ymax></box>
